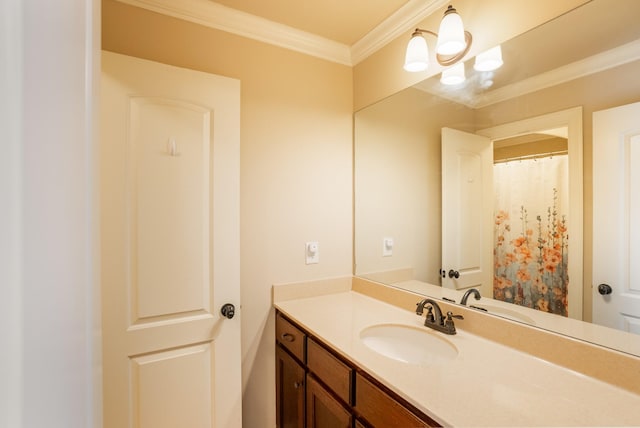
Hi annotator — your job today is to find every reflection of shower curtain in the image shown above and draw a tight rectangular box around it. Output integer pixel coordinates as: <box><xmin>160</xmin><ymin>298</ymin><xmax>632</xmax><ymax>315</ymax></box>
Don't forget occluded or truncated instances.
<box><xmin>493</xmin><ymin>155</ymin><xmax>569</xmax><ymax>316</ymax></box>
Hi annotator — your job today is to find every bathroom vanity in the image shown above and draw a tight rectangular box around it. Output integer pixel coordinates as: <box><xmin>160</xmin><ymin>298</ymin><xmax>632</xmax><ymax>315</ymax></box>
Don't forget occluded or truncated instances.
<box><xmin>273</xmin><ymin>277</ymin><xmax>640</xmax><ymax>427</ymax></box>
<box><xmin>276</xmin><ymin>311</ymin><xmax>437</xmax><ymax>427</ymax></box>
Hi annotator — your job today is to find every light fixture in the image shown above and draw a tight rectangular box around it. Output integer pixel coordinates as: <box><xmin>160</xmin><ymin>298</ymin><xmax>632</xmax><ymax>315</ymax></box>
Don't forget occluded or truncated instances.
<box><xmin>474</xmin><ymin>45</ymin><xmax>503</xmax><ymax>72</ymax></box>
<box><xmin>403</xmin><ymin>5</ymin><xmax>472</xmax><ymax>72</ymax></box>
<box><xmin>440</xmin><ymin>62</ymin><xmax>466</xmax><ymax>85</ymax></box>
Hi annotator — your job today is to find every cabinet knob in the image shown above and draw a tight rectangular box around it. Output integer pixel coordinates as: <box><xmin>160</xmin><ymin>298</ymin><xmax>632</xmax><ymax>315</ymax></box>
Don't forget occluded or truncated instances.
<box><xmin>294</xmin><ymin>380</ymin><xmax>303</xmax><ymax>389</ymax></box>
<box><xmin>281</xmin><ymin>333</ymin><xmax>295</xmax><ymax>342</ymax></box>
<box><xmin>448</xmin><ymin>269</ymin><xmax>460</xmax><ymax>279</ymax></box>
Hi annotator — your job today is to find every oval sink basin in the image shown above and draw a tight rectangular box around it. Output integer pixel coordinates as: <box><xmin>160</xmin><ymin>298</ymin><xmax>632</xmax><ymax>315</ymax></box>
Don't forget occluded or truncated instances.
<box><xmin>474</xmin><ymin>305</ymin><xmax>536</xmax><ymax>325</ymax></box>
<box><xmin>360</xmin><ymin>324</ymin><xmax>458</xmax><ymax>365</ymax></box>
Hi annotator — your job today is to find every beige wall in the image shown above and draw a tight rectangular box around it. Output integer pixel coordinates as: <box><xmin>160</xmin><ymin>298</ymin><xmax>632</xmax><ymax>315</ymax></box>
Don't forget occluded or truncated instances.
<box><xmin>494</xmin><ymin>138</ymin><xmax>568</xmax><ymax>162</ymax></box>
<box><xmin>102</xmin><ymin>1</ymin><xmax>353</xmax><ymax>426</ymax></box>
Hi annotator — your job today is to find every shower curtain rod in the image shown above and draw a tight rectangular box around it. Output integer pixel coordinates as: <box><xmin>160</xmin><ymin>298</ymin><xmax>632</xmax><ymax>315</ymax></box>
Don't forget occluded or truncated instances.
<box><xmin>494</xmin><ymin>150</ymin><xmax>568</xmax><ymax>165</ymax></box>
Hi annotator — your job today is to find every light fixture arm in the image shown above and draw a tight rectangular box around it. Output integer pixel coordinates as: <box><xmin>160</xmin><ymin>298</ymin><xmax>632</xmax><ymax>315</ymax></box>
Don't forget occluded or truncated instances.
<box><xmin>411</xmin><ymin>27</ymin><xmax>473</xmax><ymax>67</ymax></box>
<box><xmin>411</xmin><ymin>28</ymin><xmax>438</xmax><ymax>39</ymax></box>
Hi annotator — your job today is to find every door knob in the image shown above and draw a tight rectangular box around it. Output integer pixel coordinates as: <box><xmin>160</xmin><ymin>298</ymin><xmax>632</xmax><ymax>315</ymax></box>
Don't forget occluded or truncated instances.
<box><xmin>597</xmin><ymin>284</ymin><xmax>612</xmax><ymax>295</ymax></box>
<box><xmin>221</xmin><ymin>303</ymin><xmax>236</xmax><ymax>319</ymax></box>
<box><xmin>448</xmin><ymin>269</ymin><xmax>460</xmax><ymax>279</ymax></box>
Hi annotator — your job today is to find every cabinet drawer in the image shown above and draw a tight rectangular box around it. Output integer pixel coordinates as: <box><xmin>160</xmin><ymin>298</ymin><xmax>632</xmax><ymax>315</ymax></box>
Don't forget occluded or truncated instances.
<box><xmin>307</xmin><ymin>338</ymin><xmax>353</xmax><ymax>405</ymax></box>
<box><xmin>276</xmin><ymin>313</ymin><xmax>306</xmax><ymax>362</ymax></box>
<box><xmin>355</xmin><ymin>373</ymin><xmax>436</xmax><ymax>428</ymax></box>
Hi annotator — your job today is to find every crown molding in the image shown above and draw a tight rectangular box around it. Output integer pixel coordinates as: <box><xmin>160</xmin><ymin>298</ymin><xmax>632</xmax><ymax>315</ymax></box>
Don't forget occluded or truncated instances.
<box><xmin>351</xmin><ymin>0</ymin><xmax>448</xmax><ymax>65</ymax></box>
<box><xmin>116</xmin><ymin>0</ymin><xmax>352</xmax><ymax>65</ymax></box>
<box><xmin>414</xmin><ymin>38</ymin><xmax>640</xmax><ymax>109</ymax></box>
<box><xmin>116</xmin><ymin>0</ymin><xmax>441</xmax><ymax>66</ymax></box>
<box><xmin>474</xmin><ymin>38</ymin><xmax>640</xmax><ymax>108</ymax></box>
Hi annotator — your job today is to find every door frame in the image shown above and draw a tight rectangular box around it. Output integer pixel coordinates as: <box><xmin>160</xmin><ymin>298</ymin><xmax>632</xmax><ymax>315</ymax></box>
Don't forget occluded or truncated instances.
<box><xmin>2</xmin><ymin>0</ymin><xmax>102</xmax><ymax>425</ymax></box>
<box><xmin>478</xmin><ymin>107</ymin><xmax>584</xmax><ymax>320</ymax></box>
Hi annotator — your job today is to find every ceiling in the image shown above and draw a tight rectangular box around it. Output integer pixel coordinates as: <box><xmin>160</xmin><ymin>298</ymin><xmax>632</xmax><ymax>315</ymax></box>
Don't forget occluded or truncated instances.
<box><xmin>115</xmin><ymin>0</ymin><xmax>450</xmax><ymax>65</ymax></box>
<box><xmin>115</xmin><ymin>0</ymin><xmax>640</xmax><ymax>95</ymax></box>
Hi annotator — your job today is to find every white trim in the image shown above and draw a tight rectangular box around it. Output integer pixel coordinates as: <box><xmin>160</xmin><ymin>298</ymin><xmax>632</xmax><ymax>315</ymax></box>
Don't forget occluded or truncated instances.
<box><xmin>0</xmin><ymin>0</ymin><xmax>23</xmax><ymax>425</ymax></box>
<box><xmin>478</xmin><ymin>107</ymin><xmax>584</xmax><ymax>321</ymax></box>
<box><xmin>116</xmin><ymin>0</ymin><xmax>445</xmax><ymax>66</ymax></box>
<box><xmin>116</xmin><ymin>0</ymin><xmax>353</xmax><ymax>65</ymax></box>
<box><xmin>415</xmin><ymin>39</ymin><xmax>640</xmax><ymax>109</ymax></box>
<box><xmin>475</xmin><ymin>39</ymin><xmax>640</xmax><ymax>108</ymax></box>
<box><xmin>350</xmin><ymin>0</ymin><xmax>447</xmax><ymax>65</ymax></box>
<box><xmin>87</xmin><ymin>0</ymin><xmax>103</xmax><ymax>426</ymax></box>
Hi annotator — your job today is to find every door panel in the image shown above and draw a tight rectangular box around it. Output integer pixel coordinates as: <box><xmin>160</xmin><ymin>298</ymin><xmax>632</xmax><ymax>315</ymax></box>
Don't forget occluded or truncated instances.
<box><xmin>593</xmin><ymin>102</ymin><xmax>640</xmax><ymax>334</ymax></box>
<box><xmin>131</xmin><ymin>344</ymin><xmax>212</xmax><ymax>427</ymax></box>
<box><xmin>441</xmin><ymin>128</ymin><xmax>493</xmax><ymax>294</ymax></box>
<box><xmin>101</xmin><ymin>51</ymin><xmax>241</xmax><ymax>427</ymax></box>
<box><xmin>130</xmin><ymin>97</ymin><xmax>212</xmax><ymax>321</ymax></box>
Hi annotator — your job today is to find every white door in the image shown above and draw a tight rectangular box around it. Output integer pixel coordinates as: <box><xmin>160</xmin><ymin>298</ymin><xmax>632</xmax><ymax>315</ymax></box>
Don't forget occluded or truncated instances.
<box><xmin>593</xmin><ymin>101</ymin><xmax>640</xmax><ymax>334</ymax></box>
<box><xmin>441</xmin><ymin>128</ymin><xmax>493</xmax><ymax>295</ymax></box>
<box><xmin>101</xmin><ymin>51</ymin><xmax>241</xmax><ymax>427</ymax></box>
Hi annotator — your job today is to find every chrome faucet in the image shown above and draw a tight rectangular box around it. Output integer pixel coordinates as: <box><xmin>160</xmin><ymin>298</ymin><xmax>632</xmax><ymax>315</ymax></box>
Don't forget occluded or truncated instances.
<box><xmin>415</xmin><ymin>298</ymin><xmax>463</xmax><ymax>335</ymax></box>
<box><xmin>460</xmin><ymin>288</ymin><xmax>481</xmax><ymax>306</ymax></box>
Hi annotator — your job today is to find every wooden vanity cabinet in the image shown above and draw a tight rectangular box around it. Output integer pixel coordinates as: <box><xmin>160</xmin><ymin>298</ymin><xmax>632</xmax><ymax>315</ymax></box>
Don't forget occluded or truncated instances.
<box><xmin>275</xmin><ymin>311</ymin><xmax>440</xmax><ymax>428</ymax></box>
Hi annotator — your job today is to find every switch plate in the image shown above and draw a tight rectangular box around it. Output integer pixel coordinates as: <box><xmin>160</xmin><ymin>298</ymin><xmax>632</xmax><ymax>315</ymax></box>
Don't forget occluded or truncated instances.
<box><xmin>382</xmin><ymin>237</ymin><xmax>394</xmax><ymax>257</ymax></box>
<box><xmin>306</xmin><ymin>241</ymin><xmax>319</xmax><ymax>264</ymax></box>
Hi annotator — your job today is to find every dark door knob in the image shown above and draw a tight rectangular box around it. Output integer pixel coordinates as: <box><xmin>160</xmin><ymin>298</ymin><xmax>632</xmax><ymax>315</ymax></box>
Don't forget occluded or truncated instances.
<box><xmin>597</xmin><ymin>284</ymin><xmax>612</xmax><ymax>295</ymax></box>
<box><xmin>221</xmin><ymin>303</ymin><xmax>236</xmax><ymax>319</ymax></box>
<box><xmin>448</xmin><ymin>269</ymin><xmax>460</xmax><ymax>279</ymax></box>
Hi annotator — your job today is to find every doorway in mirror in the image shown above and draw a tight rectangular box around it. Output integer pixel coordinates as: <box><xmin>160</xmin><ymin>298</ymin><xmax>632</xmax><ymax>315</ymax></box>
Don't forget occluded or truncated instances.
<box><xmin>493</xmin><ymin>136</ymin><xmax>569</xmax><ymax>316</ymax></box>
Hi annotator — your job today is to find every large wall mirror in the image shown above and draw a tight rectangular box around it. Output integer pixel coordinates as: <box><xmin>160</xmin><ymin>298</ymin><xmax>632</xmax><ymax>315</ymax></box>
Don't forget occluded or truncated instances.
<box><xmin>354</xmin><ymin>0</ymin><xmax>640</xmax><ymax>357</ymax></box>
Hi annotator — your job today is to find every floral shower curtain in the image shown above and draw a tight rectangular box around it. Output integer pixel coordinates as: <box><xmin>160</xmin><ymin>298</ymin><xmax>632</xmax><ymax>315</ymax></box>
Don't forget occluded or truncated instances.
<box><xmin>493</xmin><ymin>155</ymin><xmax>569</xmax><ymax>316</ymax></box>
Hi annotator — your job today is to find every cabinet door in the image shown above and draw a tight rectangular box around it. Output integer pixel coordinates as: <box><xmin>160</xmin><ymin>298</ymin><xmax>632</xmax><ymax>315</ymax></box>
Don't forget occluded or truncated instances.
<box><xmin>307</xmin><ymin>375</ymin><xmax>352</xmax><ymax>428</ymax></box>
<box><xmin>355</xmin><ymin>373</ymin><xmax>436</xmax><ymax>427</ymax></box>
<box><xmin>276</xmin><ymin>345</ymin><xmax>305</xmax><ymax>428</ymax></box>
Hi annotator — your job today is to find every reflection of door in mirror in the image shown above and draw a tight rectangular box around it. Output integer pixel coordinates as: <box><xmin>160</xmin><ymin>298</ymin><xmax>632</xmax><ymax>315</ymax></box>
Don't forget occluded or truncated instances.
<box><xmin>593</xmin><ymin>101</ymin><xmax>640</xmax><ymax>335</ymax></box>
<box><xmin>441</xmin><ymin>128</ymin><xmax>492</xmax><ymax>296</ymax></box>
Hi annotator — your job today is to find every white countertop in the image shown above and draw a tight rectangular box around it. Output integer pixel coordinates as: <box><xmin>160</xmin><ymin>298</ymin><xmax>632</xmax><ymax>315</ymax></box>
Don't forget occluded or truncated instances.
<box><xmin>275</xmin><ymin>290</ymin><xmax>640</xmax><ymax>427</ymax></box>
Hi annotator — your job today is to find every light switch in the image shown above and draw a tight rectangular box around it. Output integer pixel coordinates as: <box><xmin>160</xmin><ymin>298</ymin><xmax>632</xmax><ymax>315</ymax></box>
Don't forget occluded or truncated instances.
<box><xmin>306</xmin><ymin>241</ymin><xmax>319</xmax><ymax>264</ymax></box>
<box><xmin>383</xmin><ymin>237</ymin><xmax>394</xmax><ymax>257</ymax></box>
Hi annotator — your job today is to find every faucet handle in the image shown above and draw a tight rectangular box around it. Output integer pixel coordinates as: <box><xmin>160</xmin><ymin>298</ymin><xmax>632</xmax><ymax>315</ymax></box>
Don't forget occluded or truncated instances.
<box><xmin>444</xmin><ymin>311</ymin><xmax>463</xmax><ymax>334</ymax></box>
<box><xmin>446</xmin><ymin>311</ymin><xmax>464</xmax><ymax>321</ymax></box>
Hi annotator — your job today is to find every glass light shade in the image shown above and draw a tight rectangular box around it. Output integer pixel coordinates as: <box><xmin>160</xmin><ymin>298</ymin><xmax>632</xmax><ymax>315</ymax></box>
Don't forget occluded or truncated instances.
<box><xmin>404</xmin><ymin>34</ymin><xmax>429</xmax><ymax>72</ymax></box>
<box><xmin>474</xmin><ymin>45</ymin><xmax>503</xmax><ymax>71</ymax></box>
<box><xmin>436</xmin><ymin>7</ymin><xmax>466</xmax><ymax>55</ymax></box>
<box><xmin>440</xmin><ymin>62</ymin><xmax>466</xmax><ymax>85</ymax></box>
